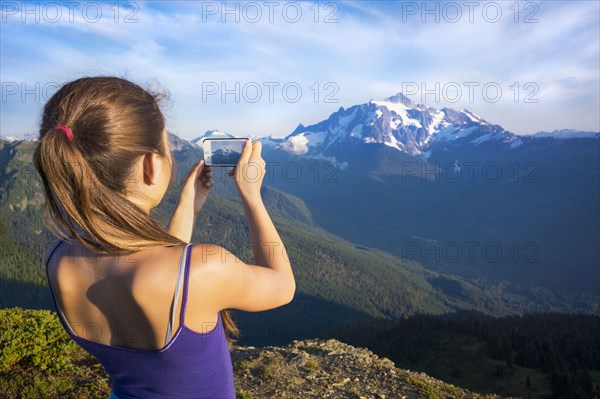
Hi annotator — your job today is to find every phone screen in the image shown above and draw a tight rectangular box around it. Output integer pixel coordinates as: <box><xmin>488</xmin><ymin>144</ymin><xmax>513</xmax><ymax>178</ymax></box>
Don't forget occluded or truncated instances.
<box><xmin>203</xmin><ymin>138</ymin><xmax>249</xmax><ymax>167</ymax></box>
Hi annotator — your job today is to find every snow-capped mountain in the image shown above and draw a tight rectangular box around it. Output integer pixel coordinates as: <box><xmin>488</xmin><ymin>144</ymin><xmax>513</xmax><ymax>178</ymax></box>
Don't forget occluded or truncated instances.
<box><xmin>174</xmin><ymin>94</ymin><xmax>599</xmax><ymax>303</ymax></box>
<box><xmin>190</xmin><ymin>129</ymin><xmax>274</xmax><ymax>150</ymax></box>
<box><xmin>258</xmin><ymin>93</ymin><xmax>597</xmax><ymax>162</ymax></box>
<box><xmin>188</xmin><ymin>94</ymin><xmax>597</xmax><ymax>173</ymax></box>
<box><xmin>212</xmin><ymin>147</ymin><xmax>242</xmax><ymax>164</ymax></box>
<box><xmin>533</xmin><ymin>129</ymin><xmax>600</xmax><ymax>139</ymax></box>
<box><xmin>214</xmin><ymin>147</ymin><xmax>237</xmax><ymax>155</ymax></box>
<box><xmin>191</xmin><ymin>129</ymin><xmax>235</xmax><ymax>148</ymax></box>
<box><xmin>0</xmin><ymin>133</ymin><xmax>38</xmax><ymax>142</ymax></box>
<box><xmin>243</xmin><ymin>94</ymin><xmax>600</xmax><ymax>298</ymax></box>
<box><xmin>0</xmin><ymin>135</ymin><xmax>23</xmax><ymax>142</ymax></box>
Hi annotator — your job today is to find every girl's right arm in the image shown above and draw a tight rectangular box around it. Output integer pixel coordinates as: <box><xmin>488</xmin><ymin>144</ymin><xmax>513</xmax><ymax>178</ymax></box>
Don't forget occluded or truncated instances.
<box><xmin>191</xmin><ymin>140</ymin><xmax>295</xmax><ymax>312</ymax></box>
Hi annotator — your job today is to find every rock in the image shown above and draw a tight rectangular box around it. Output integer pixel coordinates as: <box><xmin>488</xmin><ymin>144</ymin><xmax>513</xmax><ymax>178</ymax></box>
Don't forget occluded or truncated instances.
<box><xmin>231</xmin><ymin>338</ymin><xmax>516</xmax><ymax>399</ymax></box>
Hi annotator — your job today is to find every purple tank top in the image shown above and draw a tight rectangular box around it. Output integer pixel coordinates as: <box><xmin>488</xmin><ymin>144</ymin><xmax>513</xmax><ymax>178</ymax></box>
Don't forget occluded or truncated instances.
<box><xmin>45</xmin><ymin>241</ymin><xmax>236</xmax><ymax>399</ymax></box>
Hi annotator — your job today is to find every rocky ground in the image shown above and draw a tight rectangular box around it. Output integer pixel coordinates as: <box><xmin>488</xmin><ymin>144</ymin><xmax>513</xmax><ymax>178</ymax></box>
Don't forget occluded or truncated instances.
<box><xmin>231</xmin><ymin>338</ymin><xmax>518</xmax><ymax>399</ymax></box>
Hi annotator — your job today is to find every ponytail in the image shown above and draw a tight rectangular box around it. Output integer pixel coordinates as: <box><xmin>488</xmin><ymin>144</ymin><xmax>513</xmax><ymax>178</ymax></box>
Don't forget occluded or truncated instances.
<box><xmin>33</xmin><ymin>76</ymin><xmax>239</xmax><ymax>345</ymax></box>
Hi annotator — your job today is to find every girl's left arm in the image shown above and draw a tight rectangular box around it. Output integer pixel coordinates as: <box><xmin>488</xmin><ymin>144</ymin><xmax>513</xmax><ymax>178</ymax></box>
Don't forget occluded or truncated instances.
<box><xmin>167</xmin><ymin>197</ymin><xmax>197</xmax><ymax>243</ymax></box>
<box><xmin>168</xmin><ymin>160</ymin><xmax>213</xmax><ymax>243</ymax></box>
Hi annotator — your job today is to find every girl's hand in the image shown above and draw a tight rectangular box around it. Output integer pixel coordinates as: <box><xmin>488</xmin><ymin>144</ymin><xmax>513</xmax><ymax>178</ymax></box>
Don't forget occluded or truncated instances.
<box><xmin>228</xmin><ymin>140</ymin><xmax>266</xmax><ymax>205</ymax></box>
<box><xmin>180</xmin><ymin>159</ymin><xmax>214</xmax><ymax>214</ymax></box>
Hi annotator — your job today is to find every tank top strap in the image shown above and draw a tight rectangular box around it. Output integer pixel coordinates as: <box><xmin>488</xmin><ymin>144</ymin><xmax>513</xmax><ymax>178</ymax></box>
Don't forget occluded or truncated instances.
<box><xmin>165</xmin><ymin>243</ymin><xmax>192</xmax><ymax>345</ymax></box>
<box><xmin>179</xmin><ymin>243</ymin><xmax>194</xmax><ymax>326</ymax></box>
<box><xmin>45</xmin><ymin>239</ymin><xmax>75</xmax><ymax>334</ymax></box>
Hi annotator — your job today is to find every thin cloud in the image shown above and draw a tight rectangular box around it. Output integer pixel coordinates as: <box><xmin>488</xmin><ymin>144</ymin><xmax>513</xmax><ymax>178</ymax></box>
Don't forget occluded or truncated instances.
<box><xmin>1</xmin><ymin>0</ymin><xmax>598</xmax><ymax>138</ymax></box>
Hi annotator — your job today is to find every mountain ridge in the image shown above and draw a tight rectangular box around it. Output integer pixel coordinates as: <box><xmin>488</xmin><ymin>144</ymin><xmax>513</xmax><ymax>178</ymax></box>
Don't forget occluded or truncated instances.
<box><xmin>257</xmin><ymin>91</ymin><xmax>597</xmax><ymax>160</ymax></box>
<box><xmin>184</xmin><ymin>92</ymin><xmax>599</xmax><ymax>172</ymax></box>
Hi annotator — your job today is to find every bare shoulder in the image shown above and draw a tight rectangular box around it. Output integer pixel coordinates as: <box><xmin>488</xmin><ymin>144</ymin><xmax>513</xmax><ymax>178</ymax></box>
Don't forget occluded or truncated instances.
<box><xmin>45</xmin><ymin>238</ymin><xmax>78</xmax><ymax>291</ymax></box>
<box><xmin>188</xmin><ymin>243</ymin><xmax>228</xmax><ymax>285</ymax></box>
<box><xmin>189</xmin><ymin>243</ymin><xmax>240</xmax><ymax>268</ymax></box>
<box><xmin>132</xmin><ymin>245</ymin><xmax>189</xmax><ymax>288</ymax></box>
<box><xmin>45</xmin><ymin>238</ymin><xmax>65</xmax><ymax>266</ymax></box>
<box><xmin>187</xmin><ymin>243</ymin><xmax>244</xmax><ymax>313</ymax></box>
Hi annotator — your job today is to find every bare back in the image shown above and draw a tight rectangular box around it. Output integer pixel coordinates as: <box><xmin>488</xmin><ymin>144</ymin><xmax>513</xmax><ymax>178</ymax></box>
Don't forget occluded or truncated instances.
<box><xmin>46</xmin><ymin>239</ymin><xmax>219</xmax><ymax>351</ymax></box>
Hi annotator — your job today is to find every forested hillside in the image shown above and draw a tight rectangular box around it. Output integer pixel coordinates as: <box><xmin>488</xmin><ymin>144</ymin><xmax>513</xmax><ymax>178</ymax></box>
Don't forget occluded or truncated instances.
<box><xmin>325</xmin><ymin>311</ymin><xmax>600</xmax><ymax>398</ymax></box>
<box><xmin>0</xmin><ymin>137</ymin><xmax>544</xmax><ymax>348</ymax></box>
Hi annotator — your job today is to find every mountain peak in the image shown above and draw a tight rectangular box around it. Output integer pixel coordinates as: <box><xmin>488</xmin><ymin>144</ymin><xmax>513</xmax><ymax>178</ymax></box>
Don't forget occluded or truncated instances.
<box><xmin>290</xmin><ymin>123</ymin><xmax>306</xmax><ymax>136</ymax></box>
<box><xmin>383</xmin><ymin>92</ymin><xmax>414</xmax><ymax>107</ymax></box>
<box><xmin>276</xmin><ymin>92</ymin><xmax>508</xmax><ymax>157</ymax></box>
<box><xmin>534</xmin><ymin>129</ymin><xmax>600</xmax><ymax>139</ymax></box>
<box><xmin>191</xmin><ymin>129</ymin><xmax>234</xmax><ymax>146</ymax></box>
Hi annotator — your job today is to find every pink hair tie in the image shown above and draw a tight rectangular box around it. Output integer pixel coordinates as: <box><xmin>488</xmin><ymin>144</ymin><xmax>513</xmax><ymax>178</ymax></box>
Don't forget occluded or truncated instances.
<box><xmin>56</xmin><ymin>125</ymin><xmax>73</xmax><ymax>141</ymax></box>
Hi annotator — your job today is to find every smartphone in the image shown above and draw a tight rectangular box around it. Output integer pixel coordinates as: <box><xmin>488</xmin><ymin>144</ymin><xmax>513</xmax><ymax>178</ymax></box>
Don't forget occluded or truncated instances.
<box><xmin>203</xmin><ymin>137</ymin><xmax>250</xmax><ymax>167</ymax></box>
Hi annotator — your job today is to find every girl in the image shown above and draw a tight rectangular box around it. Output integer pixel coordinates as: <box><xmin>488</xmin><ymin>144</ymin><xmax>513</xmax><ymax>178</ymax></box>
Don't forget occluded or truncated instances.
<box><xmin>33</xmin><ymin>76</ymin><xmax>295</xmax><ymax>399</ymax></box>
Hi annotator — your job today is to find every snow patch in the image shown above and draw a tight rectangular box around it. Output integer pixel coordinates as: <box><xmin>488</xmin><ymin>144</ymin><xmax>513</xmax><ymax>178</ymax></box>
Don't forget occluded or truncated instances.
<box><xmin>462</xmin><ymin>110</ymin><xmax>483</xmax><ymax>123</ymax></box>
<box><xmin>304</xmin><ymin>131</ymin><xmax>327</xmax><ymax>146</ymax></box>
<box><xmin>435</xmin><ymin>126</ymin><xmax>478</xmax><ymax>141</ymax></box>
<box><xmin>305</xmin><ymin>153</ymin><xmax>349</xmax><ymax>170</ymax></box>
<box><xmin>258</xmin><ymin>137</ymin><xmax>283</xmax><ymax>148</ymax></box>
<box><xmin>384</xmin><ymin>134</ymin><xmax>405</xmax><ymax>151</ymax></box>
<box><xmin>427</xmin><ymin>110</ymin><xmax>444</xmax><ymax>135</ymax></box>
<box><xmin>0</xmin><ymin>135</ymin><xmax>23</xmax><ymax>142</ymax></box>
<box><xmin>349</xmin><ymin>124</ymin><xmax>364</xmax><ymax>138</ymax></box>
<box><xmin>471</xmin><ymin>133</ymin><xmax>495</xmax><ymax>145</ymax></box>
<box><xmin>326</xmin><ymin>109</ymin><xmax>358</xmax><ymax>147</ymax></box>
<box><xmin>371</xmin><ymin>100</ymin><xmax>422</xmax><ymax>128</ymax></box>
<box><xmin>509</xmin><ymin>138</ymin><xmax>523</xmax><ymax>148</ymax></box>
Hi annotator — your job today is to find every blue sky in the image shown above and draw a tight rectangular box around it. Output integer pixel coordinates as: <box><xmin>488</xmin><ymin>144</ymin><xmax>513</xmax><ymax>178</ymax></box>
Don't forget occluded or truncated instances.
<box><xmin>1</xmin><ymin>0</ymin><xmax>599</xmax><ymax>141</ymax></box>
